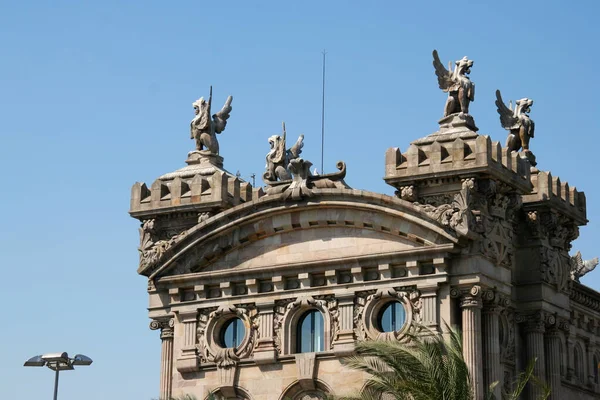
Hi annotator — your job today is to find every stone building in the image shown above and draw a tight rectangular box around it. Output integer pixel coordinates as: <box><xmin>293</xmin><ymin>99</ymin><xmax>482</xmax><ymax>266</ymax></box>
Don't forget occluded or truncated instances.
<box><xmin>130</xmin><ymin>54</ymin><xmax>600</xmax><ymax>400</ymax></box>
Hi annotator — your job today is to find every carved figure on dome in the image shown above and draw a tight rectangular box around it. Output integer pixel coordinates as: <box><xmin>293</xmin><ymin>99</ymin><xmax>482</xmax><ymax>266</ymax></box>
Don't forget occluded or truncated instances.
<box><xmin>495</xmin><ymin>90</ymin><xmax>535</xmax><ymax>152</ymax></box>
<box><xmin>190</xmin><ymin>86</ymin><xmax>233</xmax><ymax>155</ymax></box>
<box><xmin>432</xmin><ymin>50</ymin><xmax>475</xmax><ymax>117</ymax></box>
<box><xmin>570</xmin><ymin>251</ymin><xmax>599</xmax><ymax>282</ymax></box>
<box><xmin>263</xmin><ymin>122</ymin><xmax>304</xmax><ymax>183</ymax></box>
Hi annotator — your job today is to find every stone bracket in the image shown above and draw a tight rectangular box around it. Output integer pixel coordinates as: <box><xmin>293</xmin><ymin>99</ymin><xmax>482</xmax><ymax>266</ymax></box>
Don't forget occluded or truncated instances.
<box><xmin>295</xmin><ymin>352</ymin><xmax>317</xmax><ymax>390</ymax></box>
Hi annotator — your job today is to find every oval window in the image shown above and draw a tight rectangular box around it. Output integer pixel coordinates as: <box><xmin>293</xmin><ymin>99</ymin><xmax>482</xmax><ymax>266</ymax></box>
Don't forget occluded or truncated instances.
<box><xmin>378</xmin><ymin>301</ymin><xmax>407</xmax><ymax>332</ymax></box>
<box><xmin>220</xmin><ymin>318</ymin><xmax>245</xmax><ymax>348</ymax></box>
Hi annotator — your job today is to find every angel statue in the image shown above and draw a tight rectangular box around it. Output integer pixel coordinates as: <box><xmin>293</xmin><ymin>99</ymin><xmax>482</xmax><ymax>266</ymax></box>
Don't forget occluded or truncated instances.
<box><xmin>432</xmin><ymin>50</ymin><xmax>475</xmax><ymax>117</ymax></box>
<box><xmin>495</xmin><ymin>90</ymin><xmax>535</xmax><ymax>153</ymax></box>
<box><xmin>571</xmin><ymin>251</ymin><xmax>599</xmax><ymax>282</ymax></box>
<box><xmin>263</xmin><ymin>122</ymin><xmax>304</xmax><ymax>182</ymax></box>
<box><xmin>190</xmin><ymin>87</ymin><xmax>233</xmax><ymax>155</ymax></box>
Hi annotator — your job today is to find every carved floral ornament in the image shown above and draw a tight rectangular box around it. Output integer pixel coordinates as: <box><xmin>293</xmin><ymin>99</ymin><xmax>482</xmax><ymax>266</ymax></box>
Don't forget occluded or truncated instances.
<box><xmin>354</xmin><ymin>288</ymin><xmax>422</xmax><ymax>342</ymax></box>
<box><xmin>196</xmin><ymin>304</ymin><xmax>258</xmax><ymax>368</ymax></box>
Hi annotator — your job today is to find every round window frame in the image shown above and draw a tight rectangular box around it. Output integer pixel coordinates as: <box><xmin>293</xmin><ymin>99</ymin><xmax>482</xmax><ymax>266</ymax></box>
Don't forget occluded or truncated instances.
<box><xmin>361</xmin><ymin>289</ymin><xmax>415</xmax><ymax>341</ymax></box>
<box><xmin>202</xmin><ymin>306</ymin><xmax>255</xmax><ymax>362</ymax></box>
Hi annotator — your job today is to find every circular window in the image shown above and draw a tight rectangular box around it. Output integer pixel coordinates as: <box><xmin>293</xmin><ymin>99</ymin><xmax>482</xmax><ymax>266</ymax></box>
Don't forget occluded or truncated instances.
<box><xmin>220</xmin><ymin>317</ymin><xmax>245</xmax><ymax>348</ymax></box>
<box><xmin>378</xmin><ymin>301</ymin><xmax>407</xmax><ymax>332</ymax></box>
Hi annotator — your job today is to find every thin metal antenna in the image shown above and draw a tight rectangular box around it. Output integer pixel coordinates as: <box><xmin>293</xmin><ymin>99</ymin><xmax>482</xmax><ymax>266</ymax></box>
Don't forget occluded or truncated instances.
<box><xmin>320</xmin><ymin>50</ymin><xmax>327</xmax><ymax>174</ymax></box>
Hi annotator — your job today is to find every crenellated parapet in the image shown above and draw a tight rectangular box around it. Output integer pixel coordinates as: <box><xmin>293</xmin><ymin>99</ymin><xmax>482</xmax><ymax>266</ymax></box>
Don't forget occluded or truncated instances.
<box><xmin>384</xmin><ymin>134</ymin><xmax>531</xmax><ymax>194</ymax></box>
<box><xmin>523</xmin><ymin>169</ymin><xmax>587</xmax><ymax>224</ymax></box>
<box><xmin>130</xmin><ymin>169</ymin><xmax>263</xmax><ymax>217</ymax></box>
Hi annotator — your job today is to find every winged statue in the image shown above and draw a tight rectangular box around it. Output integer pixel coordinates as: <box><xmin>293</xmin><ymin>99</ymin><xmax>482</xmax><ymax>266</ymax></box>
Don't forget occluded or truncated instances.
<box><xmin>495</xmin><ymin>90</ymin><xmax>534</xmax><ymax>152</ymax></box>
<box><xmin>571</xmin><ymin>251</ymin><xmax>599</xmax><ymax>282</ymax></box>
<box><xmin>432</xmin><ymin>50</ymin><xmax>475</xmax><ymax>117</ymax></box>
<box><xmin>263</xmin><ymin>122</ymin><xmax>304</xmax><ymax>182</ymax></box>
<box><xmin>190</xmin><ymin>86</ymin><xmax>233</xmax><ymax>155</ymax></box>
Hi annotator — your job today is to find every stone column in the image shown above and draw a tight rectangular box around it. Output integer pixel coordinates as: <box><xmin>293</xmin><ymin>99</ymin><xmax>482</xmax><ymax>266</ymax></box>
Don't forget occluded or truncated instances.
<box><xmin>151</xmin><ymin>318</ymin><xmax>174</xmax><ymax>400</ymax></box>
<box><xmin>460</xmin><ymin>286</ymin><xmax>483</xmax><ymax>400</ymax></box>
<box><xmin>545</xmin><ymin>328</ymin><xmax>562</xmax><ymax>399</ymax></box>
<box><xmin>333</xmin><ymin>294</ymin><xmax>355</xmax><ymax>356</ymax></box>
<box><xmin>254</xmin><ymin>303</ymin><xmax>277</xmax><ymax>364</ymax></box>
<box><xmin>524</xmin><ymin>318</ymin><xmax>546</xmax><ymax>400</ymax></box>
<box><xmin>482</xmin><ymin>304</ymin><xmax>501</xmax><ymax>399</ymax></box>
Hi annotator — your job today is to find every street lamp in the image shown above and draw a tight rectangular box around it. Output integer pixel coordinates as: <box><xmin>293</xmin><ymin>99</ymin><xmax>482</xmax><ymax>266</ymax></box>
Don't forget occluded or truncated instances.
<box><xmin>24</xmin><ymin>352</ymin><xmax>93</xmax><ymax>400</ymax></box>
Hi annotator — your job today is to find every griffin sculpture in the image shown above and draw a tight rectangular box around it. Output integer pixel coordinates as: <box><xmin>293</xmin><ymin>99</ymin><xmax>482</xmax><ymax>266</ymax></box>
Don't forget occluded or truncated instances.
<box><xmin>432</xmin><ymin>50</ymin><xmax>475</xmax><ymax>117</ymax></box>
<box><xmin>571</xmin><ymin>251</ymin><xmax>599</xmax><ymax>282</ymax></box>
<box><xmin>495</xmin><ymin>90</ymin><xmax>535</xmax><ymax>152</ymax></box>
<box><xmin>263</xmin><ymin>122</ymin><xmax>304</xmax><ymax>182</ymax></box>
<box><xmin>190</xmin><ymin>87</ymin><xmax>233</xmax><ymax>155</ymax></box>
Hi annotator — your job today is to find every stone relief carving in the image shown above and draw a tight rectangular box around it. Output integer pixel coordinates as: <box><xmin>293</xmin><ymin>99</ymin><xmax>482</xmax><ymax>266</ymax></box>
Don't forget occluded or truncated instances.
<box><xmin>272</xmin><ymin>295</ymin><xmax>339</xmax><ymax>354</ymax></box>
<box><xmin>499</xmin><ymin>308</ymin><xmax>516</xmax><ymax>365</ymax></box>
<box><xmin>433</xmin><ymin>50</ymin><xmax>475</xmax><ymax>117</ymax></box>
<box><xmin>138</xmin><ymin>219</ymin><xmax>188</xmax><ymax>272</ymax></box>
<box><xmin>263</xmin><ymin>122</ymin><xmax>304</xmax><ymax>182</ymax></box>
<box><xmin>495</xmin><ymin>90</ymin><xmax>535</xmax><ymax>154</ymax></box>
<box><xmin>540</xmin><ymin>247</ymin><xmax>571</xmax><ymax>292</ymax></box>
<box><xmin>414</xmin><ymin>178</ymin><xmax>518</xmax><ymax>267</ymax></box>
<box><xmin>190</xmin><ymin>86</ymin><xmax>233</xmax><ymax>155</ymax></box>
<box><xmin>570</xmin><ymin>251</ymin><xmax>599</xmax><ymax>282</ymax></box>
<box><xmin>413</xmin><ymin>178</ymin><xmax>476</xmax><ymax>238</ymax></box>
<box><xmin>354</xmin><ymin>288</ymin><xmax>422</xmax><ymax>342</ymax></box>
<box><xmin>196</xmin><ymin>304</ymin><xmax>258</xmax><ymax>368</ymax></box>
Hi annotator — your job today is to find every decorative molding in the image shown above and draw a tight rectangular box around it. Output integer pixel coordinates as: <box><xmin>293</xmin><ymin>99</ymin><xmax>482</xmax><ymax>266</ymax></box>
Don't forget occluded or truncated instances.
<box><xmin>273</xmin><ymin>295</ymin><xmax>338</xmax><ymax>355</ymax></box>
<box><xmin>196</xmin><ymin>304</ymin><xmax>258</xmax><ymax>368</ymax></box>
<box><xmin>354</xmin><ymin>287</ymin><xmax>422</xmax><ymax>342</ymax></box>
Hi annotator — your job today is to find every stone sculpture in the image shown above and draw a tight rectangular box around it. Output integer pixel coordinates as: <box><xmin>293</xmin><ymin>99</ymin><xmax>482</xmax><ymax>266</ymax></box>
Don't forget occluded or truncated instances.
<box><xmin>571</xmin><ymin>251</ymin><xmax>599</xmax><ymax>282</ymax></box>
<box><xmin>263</xmin><ymin>122</ymin><xmax>304</xmax><ymax>183</ymax></box>
<box><xmin>432</xmin><ymin>50</ymin><xmax>475</xmax><ymax>117</ymax></box>
<box><xmin>190</xmin><ymin>86</ymin><xmax>233</xmax><ymax>155</ymax></box>
<box><xmin>495</xmin><ymin>90</ymin><xmax>535</xmax><ymax>153</ymax></box>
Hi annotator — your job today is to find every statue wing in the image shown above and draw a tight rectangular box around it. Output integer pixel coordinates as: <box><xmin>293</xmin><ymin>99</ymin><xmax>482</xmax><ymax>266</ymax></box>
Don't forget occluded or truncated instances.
<box><xmin>581</xmin><ymin>257</ymin><xmax>599</xmax><ymax>276</ymax></box>
<box><xmin>212</xmin><ymin>95</ymin><xmax>233</xmax><ymax>134</ymax></box>
<box><xmin>495</xmin><ymin>90</ymin><xmax>519</xmax><ymax>129</ymax></box>
<box><xmin>432</xmin><ymin>50</ymin><xmax>455</xmax><ymax>92</ymax></box>
<box><xmin>289</xmin><ymin>134</ymin><xmax>304</xmax><ymax>159</ymax></box>
<box><xmin>571</xmin><ymin>250</ymin><xmax>584</xmax><ymax>272</ymax></box>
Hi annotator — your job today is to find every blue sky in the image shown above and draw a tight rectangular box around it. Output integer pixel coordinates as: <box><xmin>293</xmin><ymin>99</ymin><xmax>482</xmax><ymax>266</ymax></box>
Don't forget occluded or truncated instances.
<box><xmin>1</xmin><ymin>1</ymin><xmax>599</xmax><ymax>399</ymax></box>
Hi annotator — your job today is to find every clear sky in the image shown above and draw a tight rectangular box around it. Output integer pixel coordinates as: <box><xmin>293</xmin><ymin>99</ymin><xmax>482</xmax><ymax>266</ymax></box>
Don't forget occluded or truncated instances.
<box><xmin>1</xmin><ymin>1</ymin><xmax>599</xmax><ymax>399</ymax></box>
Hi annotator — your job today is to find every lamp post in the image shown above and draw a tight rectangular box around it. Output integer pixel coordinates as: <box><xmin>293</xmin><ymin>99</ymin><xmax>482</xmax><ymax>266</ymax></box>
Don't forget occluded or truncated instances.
<box><xmin>24</xmin><ymin>352</ymin><xmax>93</xmax><ymax>400</ymax></box>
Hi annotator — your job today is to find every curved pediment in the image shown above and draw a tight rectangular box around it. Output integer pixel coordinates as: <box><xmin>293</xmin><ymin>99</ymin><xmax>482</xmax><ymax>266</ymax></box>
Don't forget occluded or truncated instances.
<box><xmin>145</xmin><ymin>189</ymin><xmax>459</xmax><ymax>280</ymax></box>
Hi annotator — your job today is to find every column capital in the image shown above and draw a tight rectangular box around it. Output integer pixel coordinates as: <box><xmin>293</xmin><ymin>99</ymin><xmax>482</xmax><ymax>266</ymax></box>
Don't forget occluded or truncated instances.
<box><xmin>150</xmin><ymin>317</ymin><xmax>175</xmax><ymax>339</ymax></box>
<box><xmin>451</xmin><ymin>285</ymin><xmax>483</xmax><ymax>309</ymax></box>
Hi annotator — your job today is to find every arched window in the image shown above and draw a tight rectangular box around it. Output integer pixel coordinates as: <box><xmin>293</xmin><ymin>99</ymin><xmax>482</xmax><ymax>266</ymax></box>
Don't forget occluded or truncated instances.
<box><xmin>296</xmin><ymin>310</ymin><xmax>324</xmax><ymax>353</ymax></box>
<box><xmin>220</xmin><ymin>317</ymin><xmax>245</xmax><ymax>348</ymax></box>
<box><xmin>378</xmin><ymin>301</ymin><xmax>407</xmax><ymax>332</ymax></box>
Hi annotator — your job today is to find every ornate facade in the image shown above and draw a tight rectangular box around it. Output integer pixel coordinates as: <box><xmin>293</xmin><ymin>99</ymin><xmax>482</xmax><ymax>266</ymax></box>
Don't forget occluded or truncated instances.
<box><xmin>130</xmin><ymin>56</ymin><xmax>600</xmax><ymax>400</ymax></box>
